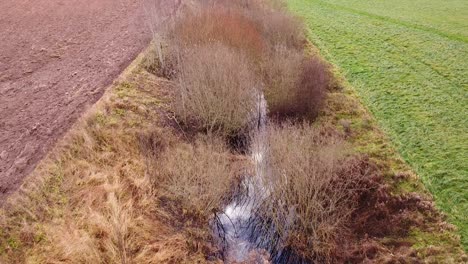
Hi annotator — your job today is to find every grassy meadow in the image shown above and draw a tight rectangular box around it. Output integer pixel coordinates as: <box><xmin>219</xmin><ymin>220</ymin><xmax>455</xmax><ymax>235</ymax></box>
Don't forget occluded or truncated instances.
<box><xmin>288</xmin><ymin>0</ymin><xmax>468</xmax><ymax>248</ymax></box>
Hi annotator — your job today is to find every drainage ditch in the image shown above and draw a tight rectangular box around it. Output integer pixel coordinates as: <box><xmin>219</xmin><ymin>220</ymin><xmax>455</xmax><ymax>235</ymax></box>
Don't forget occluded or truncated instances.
<box><xmin>212</xmin><ymin>93</ymin><xmax>310</xmax><ymax>264</ymax></box>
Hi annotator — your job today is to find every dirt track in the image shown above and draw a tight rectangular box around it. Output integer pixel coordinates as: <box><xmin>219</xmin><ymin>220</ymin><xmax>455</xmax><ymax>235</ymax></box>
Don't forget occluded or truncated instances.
<box><xmin>0</xmin><ymin>0</ymin><xmax>180</xmax><ymax>201</ymax></box>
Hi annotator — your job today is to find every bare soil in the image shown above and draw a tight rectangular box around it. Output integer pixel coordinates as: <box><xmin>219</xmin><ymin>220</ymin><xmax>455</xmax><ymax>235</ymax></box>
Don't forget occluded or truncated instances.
<box><xmin>0</xmin><ymin>0</ymin><xmax>177</xmax><ymax>202</ymax></box>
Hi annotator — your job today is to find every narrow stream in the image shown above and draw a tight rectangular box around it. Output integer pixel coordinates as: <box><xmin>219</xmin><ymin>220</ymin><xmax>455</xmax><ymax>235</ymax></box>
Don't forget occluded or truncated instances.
<box><xmin>213</xmin><ymin>93</ymin><xmax>310</xmax><ymax>263</ymax></box>
<box><xmin>214</xmin><ymin>93</ymin><xmax>268</xmax><ymax>262</ymax></box>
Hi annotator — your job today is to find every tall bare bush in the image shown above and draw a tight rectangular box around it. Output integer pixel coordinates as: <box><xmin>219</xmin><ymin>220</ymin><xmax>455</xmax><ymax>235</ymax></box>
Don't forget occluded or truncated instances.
<box><xmin>256</xmin><ymin>123</ymin><xmax>366</xmax><ymax>262</ymax></box>
<box><xmin>170</xmin><ymin>8</ymin><xmax>266</xmax><ymax>59</ymax></box>
<box><xmin>143</xmin><ymin>0</ymin><xmax>184</xmax><ymax>78</ymax></box>
<box><xmin>200</xmin><ymin>0</ymin><xmax>305</xmax><ymax>49</ymax></box>
<box><xmin>261</xmin><ymin>45</ymin><xmax>303</xmax><ymax>117</ymax></box>
<box><xmin>255</xmin><ymin>8</ymin><xmax>306</xmax><ymax>50</ymax></box>
<box><xmin>174</xmin><ymin>44</ymin><xmax>259</xmax><ymax>136</ymax></box>
<box><xmin>263</xmin><ymin>50</ymin><xmax>330</xmax><ymax>120</ymax></box>
<box><xmin>293</xmin><ymin>56</ymin><xmax>330</xmax><ymax>119</ymax></box>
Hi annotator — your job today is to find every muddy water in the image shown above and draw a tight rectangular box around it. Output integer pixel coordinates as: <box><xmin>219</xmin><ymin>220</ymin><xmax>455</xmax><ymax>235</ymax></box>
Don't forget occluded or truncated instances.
<box><xmin>213</xmin><ymin>94</ymin><xmax>310</xmax><ymax>263</ymax></box>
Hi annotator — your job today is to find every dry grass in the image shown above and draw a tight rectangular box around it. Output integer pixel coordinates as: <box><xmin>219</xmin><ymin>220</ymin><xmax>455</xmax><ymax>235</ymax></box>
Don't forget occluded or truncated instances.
<box><xmin>0</xmin><ymin>69</ymin><xmax>219</xmax><ymax>263</ymax></box>
<box><xmin>254</xmin><ymin>123</ymin><xmax>367</xmax><ymax>262</ymax></box>
<box><xmin>1</xmin><ymin>107</ymin><xmax>157</xmax><ymax>263</ymax></box>
<box><xmin>142</xmin><ymin>41</ymin><xmax>178</xmax><ymax>79</ymax></box>
<box><xmin>174</xmin><ymin>43</ymin><xmax>260</xmax><ymax>136</ymax></box>
<box><xmin>155</xmin><ymin>135</ymin><xmax>239</xmax><ymax>219</ymax></box>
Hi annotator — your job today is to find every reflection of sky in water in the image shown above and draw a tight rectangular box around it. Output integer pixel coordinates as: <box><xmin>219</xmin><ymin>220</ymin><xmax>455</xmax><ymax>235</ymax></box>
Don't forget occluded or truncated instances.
<box><xmin>216</xmin><ymin>93</ymin><xmax>270</xmax><ymax>263</ymax></box>
<box><xmin>213</xmin><ymin>92</ymin><xmax>310</xmax><ymax>264</ymax></box>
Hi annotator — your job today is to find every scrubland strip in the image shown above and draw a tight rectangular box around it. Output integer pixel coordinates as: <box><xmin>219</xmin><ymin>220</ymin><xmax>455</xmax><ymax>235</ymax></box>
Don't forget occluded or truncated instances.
<box><xmin>0</xmin><ymin>0</ymin><xmax>465</xmax><ymax>263</ymax></box>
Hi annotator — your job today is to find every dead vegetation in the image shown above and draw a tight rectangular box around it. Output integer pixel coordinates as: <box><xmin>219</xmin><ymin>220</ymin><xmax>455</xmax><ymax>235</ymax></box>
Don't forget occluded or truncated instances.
<box><xmin>0</xmin><ymin>0</ymin><xmax>465</xmax><ymax>263</ymax></box>
<box><xmin>250</xmin><ymin>121</ymin><xmax>463</xmax><ymax>263</ymax></box>
<box><xmin>174</xmin><ymin>44</ymin><xmax>260</xmax><ymax>136</ymax></box>
<box><xmin>148</xmin><ymin>0</ymin><xmax>329</xmax><ymax>125</ymax></box>
<box><xmin>0</xmin><ymin>70</ymin><xmax>219</xmax><ymax>263</ymax></box>
<box><xmin>262</xmin><ymin>52</ymin><xmax>330</xmax><ymax>121</ymax></box>
<box><xmin>171</xmin><ymin>8</ymin><xmax>266</xmax><ymax>58</ymax></box>
<box><xmin>257</xmin><ymin>123</ymin><xmax>360</xmax><ymax>262</ymax></box>
<box><xmin>155</xmin><ymin>135</ymin><xmax>240</xmax><ymax>219</ymax></box>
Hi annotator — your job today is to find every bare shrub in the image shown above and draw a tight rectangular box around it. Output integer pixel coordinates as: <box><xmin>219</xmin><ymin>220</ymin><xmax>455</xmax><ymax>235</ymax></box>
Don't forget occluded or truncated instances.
<box><xmin>256</xmin><ymin>123</ymin><xmax>367</xmax><ymax>262</ymax></box>
<box><xmin>199</xmin><ymin>0</ymin><xmax>305</xmax><ymax>50</ymax></box>
<box><xmin>293</xmin><ymin>56</ymin><xmax>330</xmax><ymax>119</ymax></box>
<box><xmin>263</xmin><ymin>52</ymin><xmax>330</xmax><ymax>121</ymax></box>
<box><xmin>254</xmin><ymin>8</ymin><xmax>306</xmax><ymax>50</ymax></box>
<box><xmin>156</xmin><ymin>136</ymin><xmax>237</xmax><ymax>219</ymax></box>
<box><xmin>209</xmin><ymin>0</ymin><xmax>306</xmax><ymax>49</ymax></box>
<box><xmin>143</xmin><ymin>0</ymin><xmax>185</xmax><ymax>78</ymax></box>
<box><xmin>174</xmin><ymin>43</ymin><xmax>259</xmax><ymax>136</ymax></box>
<box><xmin>186</xmin><ymin>2</ymin><xmax>322</xmax><ymax>121</ymax></box>
<box><xmin>146</xmin><ymin>0</ymin><xmax>318</xmax><ymax>122</ymax></box>
<box><xmin>261</xmin><ymin>45</ymin><xmax>303</xmax><ymax>117</ymax></box>
<box><xmin>142</xmin><ymin>41</ymin><xmax>178</xmax><ymax>79</ymax></box>
<box><xmin>170</xmin><ymin>8</ymin><xmax>266</xmax><ymax>59</ymax></box>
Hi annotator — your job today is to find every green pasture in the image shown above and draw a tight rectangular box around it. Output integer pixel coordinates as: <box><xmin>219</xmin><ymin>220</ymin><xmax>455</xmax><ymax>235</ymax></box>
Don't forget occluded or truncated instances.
<box><xmin>288</xmin><ymin>0</ymin><xmax>467</xmax><ymax>248</ymax></box>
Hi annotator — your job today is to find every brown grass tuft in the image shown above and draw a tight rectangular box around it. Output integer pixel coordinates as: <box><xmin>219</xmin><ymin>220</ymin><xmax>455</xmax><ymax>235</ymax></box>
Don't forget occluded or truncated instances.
<box><xmin>155</xmin><ymin>135</ymin><xmax>237</xmax><ymax>220</ymax></box>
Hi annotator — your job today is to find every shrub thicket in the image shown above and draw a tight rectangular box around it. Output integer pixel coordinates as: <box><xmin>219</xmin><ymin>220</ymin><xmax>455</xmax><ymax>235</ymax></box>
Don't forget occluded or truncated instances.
<box><xmin>261</xmin><ymin>48</ymin><xmax>330</xmax><ymax>120</ymax></box>
<box><xmin>256</xmin><ymin>123</ymin><xmax>366</xmax><ymax>262</ymax></box>
<box><xmin>174</xmin><ymin>43</ymin><xmax>259</xmax><ymax>136</ymax></box>
<box><xmin>148</xmin><ymin>0</ymin><xmax>330</xmax><ymax>124</ymax></box>
<box><xmin>293</xmin><ymin>56</ymin><xmax>329</xmax><ymax>119</ymax></box>
<box><xmin>171</xmin><ymin>8</ymin><xmax>266</xmax><ymax>59</ymax></box>
<box><xmin>147</xmin><ymin>0</ymin><xmax>351</xmax><ymax>261</ymax></box>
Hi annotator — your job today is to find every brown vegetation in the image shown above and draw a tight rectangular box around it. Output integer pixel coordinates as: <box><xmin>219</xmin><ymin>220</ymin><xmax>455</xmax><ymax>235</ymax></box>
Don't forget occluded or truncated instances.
<box><xmin>0</xmin><ymin>69</ymin><xmax>221</xmax><ymax>263</ymax></box>
<box><xmin>171</xmin><ymin>8</ymin><xmax>266</xmax><ymax>58</ymax></box>
<box><xmin>155</xmin><ymin>135</ymin><xmax>239</xmax><ymax>219</ymax></box>
<box><xmin>250</xmin><ymin>5</ymin><xmax>306</xmax><ymax>51</ymax></box>
<box><xmin>255</xmin><ymin>123</ymin><xmax>362</xmax><ymax>262</ymax></box>
<box><xmin>146</xmin><ymin>0</ymin><xmax>329</xmax><ymax>125</ymax></box>
<box><xmin>174</xmin><ymin>44</ymin><xmax>259</xmax><ymax>136</ymax></box>
<box><xmin>252</xmin><ymin>123</ymin><xmax>450</xmax><ymax>263</ymax></box>
<box><xmin>262</xmin><ymin>52</ymin><xmax>330</xmax><ymax>120</ymax></box>
<box><xmin>1</xmin><ymin>0</ymin><xmax>464</xmax><ymax>263</ymax></box>
<box><xmin>201</xmin><ymin>0</ymin><xmax>306</xmax><ymax>50</ymax></box>
<box><xmin>0</xmin><ymin>74</ymin><xmax>172</xmax><ymax>263</ymax></box>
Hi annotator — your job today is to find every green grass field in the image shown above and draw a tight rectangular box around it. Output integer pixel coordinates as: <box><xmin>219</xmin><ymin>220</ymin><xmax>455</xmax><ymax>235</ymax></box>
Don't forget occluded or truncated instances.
<box><xmin>288</xmin><ymin>0</ymin><xmax>467</xmax><ymax>248</ymax></box>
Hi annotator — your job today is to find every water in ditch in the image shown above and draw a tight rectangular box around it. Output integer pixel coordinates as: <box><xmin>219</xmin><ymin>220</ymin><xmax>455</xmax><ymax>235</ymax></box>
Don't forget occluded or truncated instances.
<box><xmin>212</xmin><ymin>93</ymin><xmax>310</xmax><ymax>264</ymax></box>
